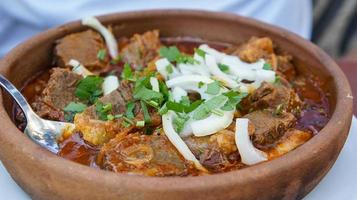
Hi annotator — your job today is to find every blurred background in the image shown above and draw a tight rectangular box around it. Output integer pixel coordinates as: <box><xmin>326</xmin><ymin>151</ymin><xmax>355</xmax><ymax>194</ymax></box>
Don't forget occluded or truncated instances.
<box><xmin>0</xmin><ymin>0</ymin><xmax>356</xmax><ymax>112</ymax></box>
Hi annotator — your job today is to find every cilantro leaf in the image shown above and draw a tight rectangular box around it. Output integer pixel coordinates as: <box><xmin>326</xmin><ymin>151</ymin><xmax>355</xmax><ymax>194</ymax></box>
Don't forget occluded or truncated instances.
<box><xmin>159</xmin><ymin>46</ymin><xmax>181</xmax><ymax>62</ymax></box>
<box><xmin>125</xmin><ymin>102</ymin><xmax>135</xmax><ymax>119</ymax></box>
<box><xmin>95</xmin><ymin>101</ymin><xmax>113</xmax><ymax>121</ymax></box>
<box><xmin>159</xmin><ymin>46</ymin><xmax>198</xmax><ymax>64</ymax></box>
<box><xmin>140</xmin><ymin>100</ymin><xmax>151</xmax><ymax>124</ymax></box>
<box><xmin>134</xmin><ymin>87</ymin><xmax>163</xmax><ymax>101</ymax></box>
<box><xmin>205</xmin><ymin>81</ymin><xmax>221</xmax><ymax>95</ymax></box>
<box><xmin>121</xmin><ymin>63</ymin><xmax>136</xmax><ymax>81</ymax></box>
<box><xmin>97</xmin><ymin>49</ymin><xmax>106</xmax><ymax>61</ymax></box>
<box><xmin>64</xmin><ymin>102</ymin><xmax>87</xmax><ymax>113</ymax></box>
<box><xmin>75</xmin><ymin>76</ymin><xmax>104</xmax><ymax>104</ymax></box>
<box><xmin>218</xmin><ymin>63</ymin><xmax>230</xmax><ymax>73</ymax></box>
<box><xmin>221</xmin><ymin>91</ymin><xmax>248</xmax><ymax>111</ymax></box>
<box><xmin>195</xmin><ymin>48</ymin><xmax>206</xmax><ymax>58</ymax></box>
<box><xmin>263</xmin><ymin>63</ymin><xmax>272</xmax><ymax>70</ymax></box>
<box><xmin>193</xmin><ymin>95</ymin><xmax>228</xmax><ymax>120</ymax></box>
<box><xmin>173</xmin><ymin>112</ymin><xmax>190</xmax><ymax>133</ymax></box>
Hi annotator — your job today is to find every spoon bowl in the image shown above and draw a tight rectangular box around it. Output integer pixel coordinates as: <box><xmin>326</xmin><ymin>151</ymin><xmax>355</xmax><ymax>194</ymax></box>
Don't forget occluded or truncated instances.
<box><xmin>0</xmin><ymin>74</ymin><xmax>74</xmax><ymax>154</ymax></box>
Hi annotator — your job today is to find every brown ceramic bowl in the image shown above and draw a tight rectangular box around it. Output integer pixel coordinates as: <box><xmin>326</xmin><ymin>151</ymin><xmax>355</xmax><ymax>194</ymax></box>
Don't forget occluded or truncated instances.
<box><xmin>0</xmin><ymin>10</ymin><xmax>353</xmax><ymax>200</ymax></box>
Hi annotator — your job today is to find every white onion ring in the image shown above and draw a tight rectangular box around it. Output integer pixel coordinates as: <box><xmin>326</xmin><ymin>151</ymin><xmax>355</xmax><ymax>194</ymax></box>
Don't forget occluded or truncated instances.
<box><xmin>68</xmin><ymin>59</ymin><xmax>93</xmax><ymax>77</ymax></box>
<box><xmin>82</xmin><ymin>16</ymin><xmax>118</xmax><ymax>59</ymax></box>
<box><xmin>235</xmin><ymin>118</ymin><xmax>267</xmax><ymax>165</ymax></box>
<box><xmin>102</xmin><ymin>75</ymin><xmax>119</xmax><ymax>95</ymax></box>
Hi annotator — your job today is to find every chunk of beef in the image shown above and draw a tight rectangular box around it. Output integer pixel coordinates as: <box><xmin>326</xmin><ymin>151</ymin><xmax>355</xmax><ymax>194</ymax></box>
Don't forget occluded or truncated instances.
<box><xmin>267</xmin><ymin>129</ymin><xmax>312</xmax><ymax>159</ymax></box>
<box><xmin>55</xmin><ymin>30</ymin><xmax>108</xmax><ymax>70</ymax></box>
<box><xmin>121</xmin><ymin>30</ymin><xmax>161</xmax><ymax>70</ymax></box>
<box><xmin>275</xmin><ymin>54</ymin><xmax>296</xmax><ymax>80</ymax></box>
<box><xmin>230</xmin><ymin>37</ymin><xmax>274</xmax><ymax>63</ymax></box>
<box><xmin>32</xmin><ymin>68</ymin><xmax>82</xmax><ymax>120</ymax></box>
<box><xmin>98</xmin><ymin>132</ymin><xmax>191</xmax><ymax>176</ymax></box>
<box><xmin>184</xmin><ymin>130</ymin><xmax>241</xmax><ymax>172</ymax></box>
<box><xmin>244</xmin><ymin>110</ymin><xmax>296</xmax><ymax>147</ymax></box>
<box><xmin>248</xmin><ymin>82</ymin><xmax>302</xmax><ymax>114</ymax></box>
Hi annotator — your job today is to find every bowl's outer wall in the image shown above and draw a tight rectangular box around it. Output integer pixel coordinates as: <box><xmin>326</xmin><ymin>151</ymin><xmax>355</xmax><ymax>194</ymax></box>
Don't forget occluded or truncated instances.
<box><xmin>0</xmin><ymin>10</ymin><xmax>353</xmax><ymax>200</ymax></box>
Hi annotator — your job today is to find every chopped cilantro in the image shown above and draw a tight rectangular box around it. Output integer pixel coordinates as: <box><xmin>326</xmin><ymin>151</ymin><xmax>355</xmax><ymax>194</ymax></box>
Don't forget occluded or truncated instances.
<box><xmin>121</xmin><ymin>63</ymin><xmax>136</xmax><ymax>81</ymax></box>
<box><xmin>274</xmin><ymin>76</ymin><xmax>281</xmax><ymax>84</ymax></box>
<box><xmin>75</xmin><ymin>76</ymin><xmax>104</xmax><ymax>104</ymax></box>
<box><xmin>95</xmin><ymin>101</ymin><xmax>113</xmax><ymax>121</ymax></box>
<box><xmin>205</xmin><ymin>81</ymin><xmax>221</xmax><ymax>95</ymax></box>
<box><xmin>166</xmin><ymin>64</ymin><xmax>174</xmax><ymax>74</ymax></box>
<box><xmin>110</xmin><ymin>55</ymin><xmax>122</xmax><ymax>65</ymax></box>
<box><xmin>97</xmin><ymin>49</ymin><xmax>106</xmax><ymax>61</ymax></box>
<box><xmin>63</xmin><ymin>102</ymin><xmax>87</xmax><ymax>122</ymax></box>
<box><xmin>173</xmin><ymin>112</ymin><xmax>189</xmax><ymax>133</ymax></box>
<box><xmin>134</xmin><ymin>75</ymin><xmax>164</xmax><ymax>102</ymax></box>
<box><xmin>263</xmin><ymin>63</ymin><xmax>272</xmax><ymax>70</ymax></box>
<box><xmin>64</xmin><ymin>102</ymin><xmax>87</xmax><ymax>113</ymax></box>
<box><xmin>125</xmin><ymin>102</ymin><xmax>135</xmax><ymax>119</ymax></box>
<box><xmin>195</xmin><ymin>48</ymin><xmax>206</xmax><ymax>58</ymax></box>
<box><xmin>140</xmin><ymin>101</ymin><xmax>151</xmax><ymax>124</ymax></box>
<box><xmin>198</xmin><ymin>81</ymin><xmax>205</xmax><ymax>88</ymax></box>
<box><xmin>159</xmin><ymin>46</ymin><xmax>198</xmax><ymax>64</ymax></box>
<box><xmin>107</xmin><ymin>114</ymin><xmax>115</xmax><ymax>121</ymax></box>
<box><xmin>158</xmin><ymin>103</ymin><xmax>168</xmax><ymax>115</ymax></box>
<box><xmin>218</xmin><ymin>63</ymin><xmax>230</xmax><ymax>73</ymax></box>
<box><xmin>136</xmin><ymin>120</ymin><xmax>145</xmax><ymax>127</ymax></box>
<box><xmin>180</xmin><ymin>96</ymin><xmax>190</xmax><ymax>106</ymax></box>
<box><xmin>193</xmin><ymin>95</ymin><xmax>228</xmax><ymax>120</ymax></box>
<box><xmin>221</xmin><ymin>91</ymin><xmax>248</xmax><ymax>111</ymax></box>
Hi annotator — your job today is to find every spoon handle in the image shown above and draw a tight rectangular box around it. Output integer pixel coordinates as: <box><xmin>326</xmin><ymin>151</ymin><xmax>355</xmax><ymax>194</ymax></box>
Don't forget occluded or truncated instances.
<box><xmin>0</xmin><ymin>74</ymin><xmax>34</xmax><ymax>118</ymax></box>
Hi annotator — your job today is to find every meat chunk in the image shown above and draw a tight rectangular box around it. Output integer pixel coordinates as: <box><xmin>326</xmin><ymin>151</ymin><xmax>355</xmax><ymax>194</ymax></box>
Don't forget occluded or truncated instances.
<box><xmin>231</xmin><ymin>37</ymin><xmax>274</xmax><ymax>63</ymax></box>
<box><xmin>248</xmin><ymin>82</ymin><xmax>302</xmax><ymax>114</ymax></box>
<box><xmin>55</xmin><ymin>30</ymin><xmax>108</xmax><ymax>70</ymax></box>
<box><xmin>121</xmin><ymin>30</ymin><xmax>161</xmax><ymax>69</ymax></box>
<box><xmin>267</xmin><ymin>129</ymin><xmax>312</xmax><ymax>159</ymax></box>
<box><xmin>98</xmin><ymin>132</ymin><xmax>192</xmax><ymax>176</ymax></box>
<box><xmin>184</xmin><ymin>131</ymin><xmax>241</xmax><ymax>172</ymax></box>
<box><xmin>244</xmin><ymin>110</ymin><xmax>296</xmax><ymax>147</ymax></box>
<box><xmin>32</xmin><ymin>68</ymin><xmax>82</xmax><ymax>120</ymax></box>
<box><xmin>276</xmin><ymin>55</ymin><xmax>296</xmax><ymax>80</ymax></box>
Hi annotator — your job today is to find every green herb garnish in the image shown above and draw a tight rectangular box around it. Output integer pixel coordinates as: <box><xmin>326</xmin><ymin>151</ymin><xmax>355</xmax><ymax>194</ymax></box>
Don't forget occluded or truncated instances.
<box><xmin>166</xmin><ymin>64</ymin><xmax>174</xmax><ymax>74</ymax></box>
<box><xmin>140</xmin><ymin>100</ymin><xmax>151</xmax><ymax>124</ymax></box>
<box><xmin>121</xmin><ymin>63</ymin><xmax>136</xmax><ymax>81</ymax></box>
<box><xmin>173</xmin><ymin>112</ymin><xmax>190</xmax><ymax>133</ymax></box>
<box><xmin>218</xmin><ymin>63</ymin><xmax>230</xmax><ymax>73</ymax></box>
<box><xmin>125</xmin><ymin>102</ymin><xmax>135</xmax><ymax>119</ymax></box>
<box><xmin>195</xmin><ymin>48</ymin><xmax>206</xmax><ymax>58</ymax></box>
<box><xmin>205</xmin><ymin>81</ymin><xmax>221</xmax><ymax>95</ymax></box>
<box><xmin>263</xmin><ymin>63</ymin><xmax>272</xmax><ymax>70</ymax></box>
<box><xmin>159</xmin><ymin>46</ymin><xmax>198</xmax><ymax>64</ymax></box>
<box><xmin>97</xmin><ymin>49</ymin><xmax>106</xmax><ymax>61</ymax></box>
<box><xmin>75</xmin><ymin>76</ymin><xmax>104</xmax><ymax>104</ymax></box>
<box><xmin>95</xmin><ymin>101</ymin><xmax>113</xmax><ymax>121</ymax></box>
<box><xmin>221</xmin><ymin>91</ymin><xmax>248</xmax><ymax>111</ymax></box>
<box><xmin>63</xmin><ymin>102</ymin><xmax>87</xmax><ymax>122</ymax></box>
<box><xmin>198</xmin><ymin>81</ymin><xmax>205</xmax><ymax>88</ymax></box>
<box><xmin>274</xmin><ymin>76</ymin><xmax>281</xmax><ymax>84</ymax></box>
<box><xmin>193</xmin><ymin>95</ymin><xmax>228</xmax><ymax>120</ymax></box>
<box><xmin>136</xmin><ymin>120</ymin><xmax>145</xmax><ymax>127</ymax></box>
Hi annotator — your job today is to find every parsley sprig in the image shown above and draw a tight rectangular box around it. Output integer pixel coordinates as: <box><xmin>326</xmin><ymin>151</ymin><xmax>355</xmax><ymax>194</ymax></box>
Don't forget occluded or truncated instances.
<box><xmin>75</xmin><ymin>76</ymin><xmax>104</xmax><ymax>104</ymax></box>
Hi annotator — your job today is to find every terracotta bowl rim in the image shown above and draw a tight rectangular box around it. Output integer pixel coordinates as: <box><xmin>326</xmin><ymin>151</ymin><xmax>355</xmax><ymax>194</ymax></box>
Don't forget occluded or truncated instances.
<box><xmin>0</xmin><ymin>9</ymin><xmax>353</xmax><ymax>192</ymax></box>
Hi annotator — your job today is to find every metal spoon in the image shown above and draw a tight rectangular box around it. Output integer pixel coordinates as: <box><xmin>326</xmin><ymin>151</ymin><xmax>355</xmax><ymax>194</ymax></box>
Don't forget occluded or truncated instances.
<box><xmin>0</xmin><ymin>74</ymin><xmax>74</xmax><ymax>154</ymax></box>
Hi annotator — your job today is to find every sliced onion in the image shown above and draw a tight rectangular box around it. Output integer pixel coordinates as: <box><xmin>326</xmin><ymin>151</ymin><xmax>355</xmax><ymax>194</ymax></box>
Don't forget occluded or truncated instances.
<box><xmin>155</xmin><ymin>58</ymin><xmax>180</xmax><ymax>80</ymax></box>
<box><xmin>162</xmin><ymin>111</ymin><xmax>207</xmax><ymax>172</ymax></box>
<box><xmin>68</xmin><ymin>59</ymin><xmax>93</xmax><ymax>77</ymax></box>
<box><xmin>235</xmin><ymin>118</ymin><xmax>267</xmax><ymax>165</ymax></box>
<box><xmin>205</xmin><ymin>54</ymin><xmax>239</xmax><ymax>88</ymax></box>
<box><xmin>191</xmin><ymin>110</ymin><xmax>234</xmax><ymax>137</ymax></box>
<box><xmin>166</xmin><ymin>75</ymin><xmax>213</xmax><ymax>88</ymax></box>
<box><xmin>82</xmin><ymin>16</ymin><xmax>118</xmax><ymax>59</ymax></box>
<box><xmin>177</xmin><ymin>63</ymin><xmax>210</xmax><ymax>77</ymax></box>
<box><xmin>150</xmin><ymin>77</ymin><xmax>160</xmax><ymax>92</ymax></box>
<box><xmin>199</xmin><ymin>44</ymin><xmax>225</xmax><ymax>62</ymax></box>
<box><xmin>172</xmin><ymin>87</ymin><xmax>187</xmax><ymax>102</ymax></box>
<box><xmin>102</xmin><ymin>75</ymin><xmax>119</xmax><ymax>95</ymax></box>
<box><xmin>221</xmin><ymin>56</ymin><xmax>265</xmax><ymax>70</ymax></box>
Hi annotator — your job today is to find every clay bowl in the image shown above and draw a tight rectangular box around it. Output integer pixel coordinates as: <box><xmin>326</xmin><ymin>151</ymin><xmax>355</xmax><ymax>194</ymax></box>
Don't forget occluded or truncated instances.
<box><xmin>0</xmin><ymin>10</ymin><xmax>353</xmax><ymax>200</ymax></box>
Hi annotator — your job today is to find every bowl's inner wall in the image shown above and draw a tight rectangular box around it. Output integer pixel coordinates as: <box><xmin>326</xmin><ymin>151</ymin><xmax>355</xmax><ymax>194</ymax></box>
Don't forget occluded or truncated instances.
<box><xmin>3</xmin><ymin>13</ymin><xmax>336</xmax><ymax>126</ymax></box>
